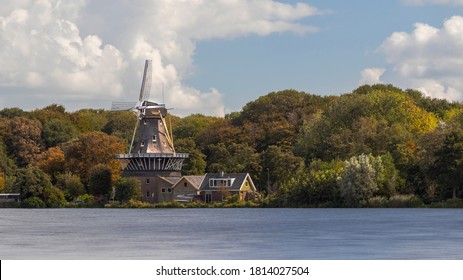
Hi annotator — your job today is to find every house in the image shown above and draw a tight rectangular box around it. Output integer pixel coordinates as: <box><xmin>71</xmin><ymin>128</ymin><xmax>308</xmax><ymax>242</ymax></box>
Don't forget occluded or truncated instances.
<box><xmin>141</xmin><ymin>176</ymin><xmax>180</xmax><ymax>203</ymax></box>
<box><xmin>198</xmin><ymin>172</ymin><xmax>256</xmax><ymax>203</ymax></box>
<box><xmin>172</xmin><ymin>175</ymin><xmax>204</xmax><ymax>202</ymax></box>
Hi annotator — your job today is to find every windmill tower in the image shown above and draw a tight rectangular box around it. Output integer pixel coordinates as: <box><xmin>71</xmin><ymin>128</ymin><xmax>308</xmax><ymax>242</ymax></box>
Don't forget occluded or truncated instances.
<box><xmin>112</xmin><ymin>60</ymin><xmax>189</xmax><ymax>203</ymax></box>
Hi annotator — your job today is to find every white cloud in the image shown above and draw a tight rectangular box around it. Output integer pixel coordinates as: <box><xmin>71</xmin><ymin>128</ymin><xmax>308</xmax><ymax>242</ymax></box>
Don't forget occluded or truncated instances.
<box><xmin>402</xmin><ymin>0</ymin><xmax>463</xmax><ymax>5</ymax></box>
<box><xmin>0</xmin><ymin>0</ymin><xmax>319</xmax><ymax>116</ymax></box>
<box><xmin>379</xmin><ymin>16</ymin><xmax>463</xmax><ymax>101</ymax></box>
<box><xmin>359</xmin><ymin>68</ymin><xmax>386</xmax><ymax>85</ymax></box>
<box><xmin>0</xmin><ymin>0</ymin><xmax>126</xmax><ymax>101</ymax></box>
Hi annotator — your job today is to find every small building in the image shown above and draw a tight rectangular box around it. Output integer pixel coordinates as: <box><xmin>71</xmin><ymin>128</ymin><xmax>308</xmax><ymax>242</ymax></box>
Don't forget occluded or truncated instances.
<box><xmin>172</xmin><ymin>175</ymin><xmax>204</xmax><ymax>202</ymax></box>
<box><xmin>141</xmin><ymin>176</ymin><xmax>180</xmax><ymax>203</ymax></box>
<box><xmin>198</xmin><ymin>173</ymin><xmax>256</xmax><ymax>203</ymax></box>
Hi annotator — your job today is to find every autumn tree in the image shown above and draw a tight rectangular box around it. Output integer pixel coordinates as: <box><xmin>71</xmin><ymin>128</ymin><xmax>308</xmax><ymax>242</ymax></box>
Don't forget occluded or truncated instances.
<box><xmin>36</xmin><ymin>147</ymin><xmax>66</xmax><ymax>180</ymax></box>
<box><xmin>63</xmin><ymin>131</ymin><xmax>125</xmax><ymax>184</ymax></box>
<box><xmin>1</xmin><ymin>116</ymin><xmax>44</xmax><ymax>166</ymax></box>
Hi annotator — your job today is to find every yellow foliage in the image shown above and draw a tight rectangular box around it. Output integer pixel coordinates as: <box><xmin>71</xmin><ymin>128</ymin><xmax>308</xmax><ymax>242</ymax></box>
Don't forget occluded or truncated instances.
<box><xmin>0</xmin><ymin>171</ymin><xmax>4</xmax><ymax>192</ymax></box>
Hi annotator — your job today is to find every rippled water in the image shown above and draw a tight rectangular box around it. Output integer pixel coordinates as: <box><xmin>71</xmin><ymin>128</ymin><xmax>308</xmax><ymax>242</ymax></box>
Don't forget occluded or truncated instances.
<box><xmin>1</xmin><ymin>208</ymin><xmax>462</xmax><ymax>259</ymax></box>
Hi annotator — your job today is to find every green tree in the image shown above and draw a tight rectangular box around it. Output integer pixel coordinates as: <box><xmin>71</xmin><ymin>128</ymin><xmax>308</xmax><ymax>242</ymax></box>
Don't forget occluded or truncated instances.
<box><xmin>42</xmin><ymin>118</ymin><xmax>78</xmax><ymax>147</ymax></box>
<box><xmin>175</xmin><ymin>138</ymin><xmax>206</xmax><ymax>175</ymax></box>
<box><xmin>70</xmin><ymin>109</ymin><xmax>108</xmax><ymax>133</ymax></box>
<box><xmin>432</xmin><ymin>130</ymin><xmax>463</xmax><ymax>199</ymax></box>
<box><xmin>14</xmin><ymin>165</ymin><xmax>65</xmax><ymax>207</ymax></box>
<box><xmin>115</xmin><ymin>177</ymin><xmax>141</xmax><ymax>202</ymax></box>
<box><xmin>262</xmin><ymin>145</ymin><xmax>305</xmax><ymax>193</ymax></box>
<box><xmin>15</xmin><ymin>165</ymin><xmax>53</xmax><ymax>200</ymax></box>
<box><xmin>56</xmin><ymin>172</ymin><xmax>85</xmax><ymax>200</ymax></box>
<box><xmin>88</xmin><ymin>164</ymin><xmax>113</xmax><ymax>196</ymax></box>
<box><xmin>103</xmin><ymin>111</ymin><xmax>137</xmax><ymax>147</ymax></box>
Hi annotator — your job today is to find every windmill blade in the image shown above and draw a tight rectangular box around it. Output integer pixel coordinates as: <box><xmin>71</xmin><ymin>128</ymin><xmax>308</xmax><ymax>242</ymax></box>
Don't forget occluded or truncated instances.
<box><xmin>139</xmin><ymin>60</ymin><xmax>153</xmax><ymax>103</ymax></box>
<box><xmin>111</xmin><ymin>101</ymin><xmax>137</xmax><ymax>111</ymax></box>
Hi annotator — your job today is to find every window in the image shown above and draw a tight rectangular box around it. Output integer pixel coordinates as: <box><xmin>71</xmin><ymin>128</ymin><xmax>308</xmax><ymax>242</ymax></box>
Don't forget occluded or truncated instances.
<box><xmin>144</xmin><ymin>120</ymin><xmax>147</xmax><ymax>125</ymax></box>
<box><xmin>146</xmin><ymin>178</ymin><xmax>150</xmax><ymax>184</ymax></box>
<box><xmin>161</xmin><ymin>188</ymin><xmax>166</xmax><ymax>193</ymax></box>
<box><xmin>141</xmin><ymin>141</ymin><xmax>145</xmax><ymax>147</ymax></box>
<box><xmin>152</xmin><ymin>135</ymin><xmax>157</xmax><ymax>142</ymax></box>
<box><xmin>209</xmin><ymin>178</ymin><xmax>234</xmax><ymax>188</ymax></box>
<box><xmin>167</xmin><ymin>188</ymin><xmax>172</xmax><ymax>193</ymax></box>
<box><xmin>184</xmin><ymin>182</ymin><xmax>187</xmax><ymax>188</ymax></box>
<box><xmin>146</xmin><ymin>192</ymin><xmax>149</xmax><ymax>198</ymax></box>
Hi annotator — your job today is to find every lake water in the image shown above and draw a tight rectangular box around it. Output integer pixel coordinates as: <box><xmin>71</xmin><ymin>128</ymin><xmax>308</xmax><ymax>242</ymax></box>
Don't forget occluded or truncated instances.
<box><xmin>1</xmin><ymin>208</ymin><xmax>463</xmax><ymax>259</ymax></box>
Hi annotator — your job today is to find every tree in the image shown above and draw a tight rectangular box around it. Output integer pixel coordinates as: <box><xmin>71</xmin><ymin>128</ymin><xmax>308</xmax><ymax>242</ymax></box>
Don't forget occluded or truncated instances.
<box><xmin>115</xmin><ymin>177</ymin><xmax>141</xmax><ymax>202</ymax></box>
<box><xmin>14</xmin><ymin>165</ymin><xmax>65</xmax><ymax>207</ymax></box>
<box><xmin>70</xmin><ymin>109</ymin><xmax>108</xmax><ymax>133</ymax></box>
<box><xmin>432</xmin><ymin>130</ymin><xmax>463</xmax><ymax>199</ymax></box>
<box><xmin>55</xmin><ymin>172</ymin><xmax>85</xmax><ymax>200</ymax></box>
<box><xmin>42</xmin><ymin>118</ymin><xmax>78</xmax><ymax>147</ymax></box>
<box><xmin>262</xmin><ymin>145</ymin><xmax>305</xmax><ymax>193</ymax></box>
<box><xmin>14</xmin><ymin>165</ymin><xmax>53</xmax><ymax>200</ymax></box>
<box><xmin>2</xmin><ymin>116</ymin><xmax>44</xmax><ymax>166</ymax></box>
<box><xmin>63</xmin><ymin>131</ymin><xmax>125</xmax><ymax>184</ymax></box>
<box><xmin>296</xmin><ymin>159</ymin><xmax>344</xmax><ymax>206</ymax></box>
<box><xmin>337</xmin><ymin>154</ymin><xmax>379</xmax><ymax>207</ymax></box>
<box><xmin>36</xmin><ymin>147</ymin><xmax>66</xmax><ymax>180</ymax></box>
<box><xmin>103</xmin><ymin>111</ymin><xmax>137</xmax><ymax>147</ymax></box>
<box><xmin>175</xmin><ymin>138</ymin><xmax>206</xmax><ymax>175</ymax></box>
<box><xmin>0</xmin><ymin>170</ymin><xmax>5</xmax><ymax>192</ymax></box>
<box><xmin>88</xmin><ymin>164</ymin><xmax>113</xmax><ymax>196</ymax></box>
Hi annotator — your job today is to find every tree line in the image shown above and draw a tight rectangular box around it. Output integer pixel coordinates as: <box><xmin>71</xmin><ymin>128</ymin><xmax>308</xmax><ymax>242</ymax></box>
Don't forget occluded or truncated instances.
<box><xmin>2</xmin><ymin>84</ymin><xmax>463</xmax><ymax>207</ymax></box>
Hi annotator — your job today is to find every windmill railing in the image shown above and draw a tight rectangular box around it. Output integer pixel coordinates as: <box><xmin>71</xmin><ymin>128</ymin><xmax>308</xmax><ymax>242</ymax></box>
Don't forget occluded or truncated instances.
<box><xmin>116</xmin><ymin>153</ymin><xmax>189</xmax><ymax>159</ymax></box>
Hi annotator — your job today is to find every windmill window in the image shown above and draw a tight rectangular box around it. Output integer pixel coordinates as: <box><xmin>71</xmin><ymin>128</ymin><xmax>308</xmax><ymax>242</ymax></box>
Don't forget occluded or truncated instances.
<box><xmin>146</xmin><ymin>179</ymin><xmax>150</xmax><ymax>184</ymax></box>
<box><xmin>144</xmin><ymin>120</ymin><xmax>147</xmax><ymax>125</ymax></box>
<box><xmin>152</xmin><ymin>135</ymin><xmax>157</xmax><ymax>142</ymax></box>
<box><xmin>141</xmin><ymin>141</ymin><xmax>145</xmax><ymax>147</ymax></box>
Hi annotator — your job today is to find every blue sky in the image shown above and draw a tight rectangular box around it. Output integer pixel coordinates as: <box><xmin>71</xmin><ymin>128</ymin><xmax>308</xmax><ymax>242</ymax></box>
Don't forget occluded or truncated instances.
<box><xmin>1</xmin><ymin>0</ymin><xmax>463</xmax><ymax>116</ymax></box>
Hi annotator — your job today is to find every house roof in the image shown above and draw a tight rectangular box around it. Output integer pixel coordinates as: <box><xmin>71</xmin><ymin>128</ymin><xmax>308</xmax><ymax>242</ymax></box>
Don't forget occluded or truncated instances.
<box><xmin>172</xmin><ymin>175</ymin><xmax>205</xmax><ymax>190</ymax></box>
<box><xmin>199</xmin><ymin>173</ymin><xmax>253</xmax><ymax>191</ymax></box>
<box><xmin>159</xmin><ymin>176</ymin><xmax>181</xmax><ymax>185</ymax></box>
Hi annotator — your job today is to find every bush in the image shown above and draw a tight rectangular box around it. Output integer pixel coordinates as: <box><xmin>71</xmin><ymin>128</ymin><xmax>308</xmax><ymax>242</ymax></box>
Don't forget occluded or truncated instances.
<box><xmin>21</xmin><ymin>197</ymin><xmax>46</xmax><ymax>208</ymax></box>
<box><xmin>387</xmin><ymin>194</ymin><xmax>423</xmax><ymax>208</ymax></box>
<box><xmin>430</xmin><ymin>198</ymin><xmax>463</xmax><ymax>208</ymax></box>
<box><xmin>367</xmin><ymin>196</ymin><xmax>388</xmax><ymax>208</ymax></box>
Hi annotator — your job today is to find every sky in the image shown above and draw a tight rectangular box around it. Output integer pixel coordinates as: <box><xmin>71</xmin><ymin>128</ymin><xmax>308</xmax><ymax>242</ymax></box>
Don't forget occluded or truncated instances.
<box><xmin>2</xmin><ymin>0</ymin><xmax>463</xmax><ymax>116</ymax></box>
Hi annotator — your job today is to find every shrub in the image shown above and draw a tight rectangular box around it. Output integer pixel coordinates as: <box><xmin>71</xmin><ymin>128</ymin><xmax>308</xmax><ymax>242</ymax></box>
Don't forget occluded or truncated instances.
<box><xmin>367</xmin><ymin>196</ymin><xmax>388</xmax><ymax>208</ymax></box>
<box><xmin>387</xmin><ymin>194</ymin><xmax>423</xmax><ymax>208</ymax></box>
<box><xmin>21</xmin><ymin>197</ymin><xmax>46</xmax><ymax>208</ymax></box>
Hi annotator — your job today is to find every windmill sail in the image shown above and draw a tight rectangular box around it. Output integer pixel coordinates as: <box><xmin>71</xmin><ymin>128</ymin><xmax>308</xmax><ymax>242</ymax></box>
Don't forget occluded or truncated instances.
<box><xmin>139</xmin><ymin>60</ymin><xmax>152</xmax><ymax>103</ymax></box>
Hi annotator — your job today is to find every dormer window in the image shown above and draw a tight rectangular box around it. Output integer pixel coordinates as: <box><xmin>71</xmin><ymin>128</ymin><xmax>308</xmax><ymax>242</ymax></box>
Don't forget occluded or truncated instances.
<box><xmin>209</xmin><ymin>178</ymin><xmax>234</xmax><ymax>188</ymax></box>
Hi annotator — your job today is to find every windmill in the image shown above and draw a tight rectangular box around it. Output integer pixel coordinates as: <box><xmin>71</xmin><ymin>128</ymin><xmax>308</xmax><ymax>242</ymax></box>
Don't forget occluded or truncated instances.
<box><xmin>113</xmin><ymin>60</ymin><xmax>188</xmax><ymax>182</ymax></box>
